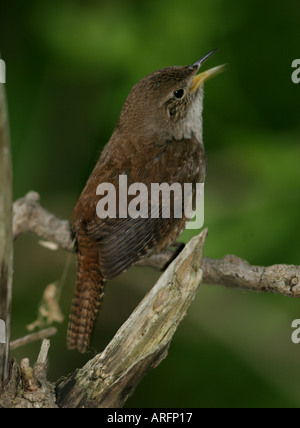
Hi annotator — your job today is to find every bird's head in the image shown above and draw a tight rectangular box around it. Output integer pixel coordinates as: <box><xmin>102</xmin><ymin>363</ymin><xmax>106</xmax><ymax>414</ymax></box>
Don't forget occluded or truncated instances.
<box><xmin>116</xmin><ymin>50</ymin><xmax>226</xmax><ymax>143</ymax></box>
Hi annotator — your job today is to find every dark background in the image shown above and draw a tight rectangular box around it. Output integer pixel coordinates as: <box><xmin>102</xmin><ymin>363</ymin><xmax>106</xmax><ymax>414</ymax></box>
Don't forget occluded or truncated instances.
<box><xmin>1</xmin><ymin>0</ymin><xmax>299</xmax><ymax>407</ymax></box>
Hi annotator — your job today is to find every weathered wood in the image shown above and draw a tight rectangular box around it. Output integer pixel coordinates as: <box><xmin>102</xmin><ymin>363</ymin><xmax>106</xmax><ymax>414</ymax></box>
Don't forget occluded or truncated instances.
<box><xmin>10</xmin><ymin>328</ymin><xmax>57</xmax><ymax>351</ymax></box>
<box><xmin>12</xmin><ymin>192</ymin><xmax>300</xmax><ymax>298</ymax></box>
<box><xmin>0</xmin><ymin>340</ymin><xmax>58</xmax><ymax>408</ymax></box>
<box><xmin>13</xmin><ymin>191</ymin><xmax>73</xmax><ymax>251</ymax></box>
<box><xmin>56</xmin><ymin>229</ymin><xmax>207</xmax><ymax>408</ymax></box>
<box><xmin>201</xmin><ymin>255</ymin><xmax>300</xmax><ymax>297</ymax></box>
<box><xmin>6</xmin><ymin>190</ymin><xmax>300</xmax><ymax>407</ymax></box>
<box><xmin>0</xmin><ymin>83</ymin><xmax>13</xmax><ymax>389</ymax></box>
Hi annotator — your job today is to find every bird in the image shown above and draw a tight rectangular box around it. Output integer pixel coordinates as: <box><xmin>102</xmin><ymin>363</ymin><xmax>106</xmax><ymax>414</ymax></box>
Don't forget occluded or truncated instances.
<box><xmin>67</xmin><ymin>50</ymin><xmax>225</xmax><ymax>352</ymax></box>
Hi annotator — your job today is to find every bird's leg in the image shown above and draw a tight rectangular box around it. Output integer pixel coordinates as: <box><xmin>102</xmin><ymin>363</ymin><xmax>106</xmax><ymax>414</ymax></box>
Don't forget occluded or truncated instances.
<box><xmin>163</xmin><ymin>241</ymin><xmax>186</xmax><ymax>270</ymax></box>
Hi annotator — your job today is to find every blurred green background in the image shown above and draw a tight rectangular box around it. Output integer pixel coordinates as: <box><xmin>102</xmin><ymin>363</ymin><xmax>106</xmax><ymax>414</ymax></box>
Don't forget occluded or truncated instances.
<box><xmin>1</xmin><ymin>0</ymin><xmax>300</xmax><ymax>408</ymax></box>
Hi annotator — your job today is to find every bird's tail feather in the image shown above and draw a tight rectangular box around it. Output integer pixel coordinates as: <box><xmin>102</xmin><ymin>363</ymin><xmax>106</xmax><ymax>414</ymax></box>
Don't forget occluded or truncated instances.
<box><xmin>67</xmin><ymin>229</ymin><xmax>105</xmax><ymax>353</ymax></box>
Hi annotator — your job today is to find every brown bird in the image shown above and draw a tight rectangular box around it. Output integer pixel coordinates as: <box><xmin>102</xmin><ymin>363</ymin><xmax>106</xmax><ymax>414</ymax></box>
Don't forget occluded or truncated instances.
<box><xmin>67</xmin><ymin>50</ymin><xmax>225</xmax><ymax>352</ymax></box>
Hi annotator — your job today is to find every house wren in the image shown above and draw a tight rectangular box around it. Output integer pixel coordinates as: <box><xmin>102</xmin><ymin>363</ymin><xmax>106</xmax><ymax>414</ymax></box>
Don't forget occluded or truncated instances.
<box><xmin>67</xmin><ymin>50</ymin><xmax>225</xmax><ymax>352</ymax></box>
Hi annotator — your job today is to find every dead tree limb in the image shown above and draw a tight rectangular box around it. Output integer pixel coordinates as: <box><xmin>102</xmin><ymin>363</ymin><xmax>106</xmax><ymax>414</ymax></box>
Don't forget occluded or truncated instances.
<box><xmin>1</xmin><ymin>229</ymin><xmax>207</xmax><ymax>407</ymax></box>
<box><xmin>5</xmin><ymin>190</ymin><xmax>299</xmax><ymax>407</ymax></box>
<box><xmin>201</xmin><ymin>255</ymin><xmax>300</xmax><ymax>297</ymax></box>
<box><xmin>13</xmin><ymin>191</ymin><xmax>300</xmax><ymax>298</ymax></box>
<box><xmin>13</xmin><ymin>191</ymin><xmax>73</xmax><ymax>252</ymax></box>
<box><xmin>10</xmin><ymin>328</ymin><xmax>57</xmax><ymax>351</ymax></box>
<box><xmin>56</xmin><ymin>229</ymin><xmax>207</xmax><ymax>408</ymax></box>
<box><xmin>0</xmin><ymin>339</ymin><xmax>58</xmax><ymax>408</ymax></box>
<box><xmin>0</xmin><ymin>83</ymin><xmax>13</xmax><ymax>390</ymax></box>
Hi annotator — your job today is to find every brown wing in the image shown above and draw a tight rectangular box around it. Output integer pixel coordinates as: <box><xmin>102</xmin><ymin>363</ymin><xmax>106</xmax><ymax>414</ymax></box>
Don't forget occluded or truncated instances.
<box><xmin>86</xmin><ymin>211</ymin><xmax>180</xmax><ymax>280</ymax></box>
<box><xmin>74</xmin><ymin>136</ymin><xmax>206</xmax><ymax>280</ymax></box>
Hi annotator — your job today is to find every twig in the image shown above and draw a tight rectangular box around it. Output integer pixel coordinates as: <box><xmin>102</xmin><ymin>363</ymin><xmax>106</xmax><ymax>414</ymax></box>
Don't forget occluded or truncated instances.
<box><xmin>202</xmin><ymin>255</ymin><xmax>300</xmax><ymax>297</ymax></box>
<box><xmin>13</xmin><ymin>191</ymin><xmax>73</xmax><ymax>252</ymax></box>
<box><xmin>36</xmin><ymin>339</ymin><xmax>51</xmax><ymax>365</ymax></box>
<box><xmin>34</xmin><ymin>339</ymin><xmax>51</xmax><ymax>382</ymax></box>
<box><xmin>10</xmin><ymin>328</ymin><xmax>57</xmax><ymax>351</ymax></box>
<box><xmin>20</xmin><ymin>358</ymin><xmax>39</xmax><ymax>392</ymax></box>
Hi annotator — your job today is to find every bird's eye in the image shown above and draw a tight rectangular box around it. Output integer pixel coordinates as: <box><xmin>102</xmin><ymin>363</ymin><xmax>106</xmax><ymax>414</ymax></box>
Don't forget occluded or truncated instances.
<box><xmin>173</xmin><ymin>89</ymin><xmax>184</xmax><ymax>99</ymax></box>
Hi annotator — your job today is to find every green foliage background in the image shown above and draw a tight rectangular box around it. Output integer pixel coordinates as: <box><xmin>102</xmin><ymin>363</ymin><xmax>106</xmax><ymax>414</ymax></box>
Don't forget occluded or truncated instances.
<box><xmin>1</xmin><ymin>0</ymin><xmax>299</xmax><ymax>407</ymax></box>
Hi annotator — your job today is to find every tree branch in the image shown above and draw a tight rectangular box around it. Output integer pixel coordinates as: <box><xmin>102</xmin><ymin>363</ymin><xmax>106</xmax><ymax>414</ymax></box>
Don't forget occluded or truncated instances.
<box><xmin>13</xmin><ymin>191</ymin><xmax>73</xmax><ymax>252</ymax></box>
<box><xmin>56</xmin><ymin>229</ymin><xmax>207</xmax><ymax>408</ymax></box>
<box><xmin>13</xmin><ymin>191</ymin><xmax>300</xmax><ymax>298</ymax></box>
<box><xmin>0</xmin><ymin>83</ymin><xmax>13</xmax><ymax>390</ymax></box>
<box><xmin>10</xmin><ymin>328</ymin><xmax>57</xmax><ymax>351</ymax></box>
<box><xmin>201</xmin><ymin>255</ymin><xmax>300</xmax><ymax>297</ymax></box>
<box><xmin>7</xmin><ymin>190</ymin><xmax>300</xmax><ymax>407</ymax></box>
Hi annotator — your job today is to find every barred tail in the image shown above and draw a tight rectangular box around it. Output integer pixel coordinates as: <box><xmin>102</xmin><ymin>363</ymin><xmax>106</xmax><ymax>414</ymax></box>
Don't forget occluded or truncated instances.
<box><xmin>67</xmin><ymin>229</ymin><xmax>105</xmax><ymax>353</ymax></box>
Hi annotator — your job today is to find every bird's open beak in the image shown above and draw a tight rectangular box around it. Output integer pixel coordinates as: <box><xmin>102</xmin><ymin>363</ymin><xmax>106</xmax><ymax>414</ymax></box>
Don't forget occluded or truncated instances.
<box><xmin>189</xmin><ymin>50</ymin><xmax>227</xmax><ymax>93</ymax></box>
